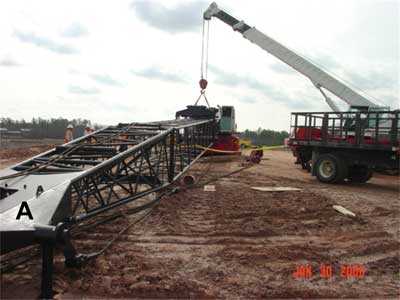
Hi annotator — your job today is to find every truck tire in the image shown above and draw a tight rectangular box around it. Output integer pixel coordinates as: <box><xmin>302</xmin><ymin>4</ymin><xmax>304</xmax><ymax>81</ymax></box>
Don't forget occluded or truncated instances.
<box><xmin>315</xmin><ymin>153</ymin><xmax>348</xmax><ymax>183</ymax></box>
<box><xmin>348</xmin><ymin>166</ymin><xmax>373</xmax><ymax>183</ymax></box>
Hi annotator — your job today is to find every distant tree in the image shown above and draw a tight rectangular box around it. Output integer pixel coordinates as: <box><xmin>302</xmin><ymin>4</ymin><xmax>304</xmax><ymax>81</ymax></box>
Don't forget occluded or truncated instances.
<box><xmin>239</xmin><ymin>128</ymin><xmax>289</xmax><ymax>146</ymax></box>
<box><xmin>0</xmin><ymin>117</ymin><xmax>95</xmax><ymax>139</ymax></box>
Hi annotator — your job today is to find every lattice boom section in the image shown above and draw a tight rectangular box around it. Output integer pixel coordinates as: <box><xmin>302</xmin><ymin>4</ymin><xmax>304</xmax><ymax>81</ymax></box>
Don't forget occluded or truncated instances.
<box><xmin>68</xmin><ymin>121</ymin><xmax>216</xmax><ymax>221</ymax></box>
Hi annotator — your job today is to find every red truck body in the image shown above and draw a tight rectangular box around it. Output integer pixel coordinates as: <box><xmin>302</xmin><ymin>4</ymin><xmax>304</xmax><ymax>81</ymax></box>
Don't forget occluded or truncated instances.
<box><xmin>288</xmin><ymin>111</ymin><xmax>399</xmax><ymax>183</ymax></box>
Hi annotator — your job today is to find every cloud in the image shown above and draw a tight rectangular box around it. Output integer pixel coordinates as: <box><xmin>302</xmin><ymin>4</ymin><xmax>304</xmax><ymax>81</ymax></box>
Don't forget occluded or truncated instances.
<box><xmin>132</xmin><ymin>67</ymin><xmax>187</xmax><ymax>83</ymax></box>
<box><xmin>303</xmin><ymin>53</ymin><xmax>397</xmax><ymax>90</ymax></box>
<box><xmin>68</xmin><ymin>85</ymin><xmax>100</xmax><ymax>95</ymax></box>
<box><xmin>131</xmin><ymin>1</ymin><xmax>206</xmax><ymax>33</ymax></box>
<box><xmin>269</xmin><ymin>53</ymin><xmax>341</xmax><ymax>77</ymax></box>
<box><xmin>343</xmin><ymin>70</ymin><xmax>399</xmax><ymax>108</ymax></box>
<box><xmin>60</xmin><ymin>23</ymin><xmax>88</xmax><ymax>38</ymax></box>
<box><xmin>210</xmin><ymin>65</ymin><xmax>274</xmax><ymax>93</ymax></box>
<box><xmin>68</xmin><ymin>69</ymin><xmax>80</xmax><ymax>75</ymax></box>
<box><xmin>89</xmin><ymin>74</ymin><xmax>122</xmax><ymax>86</ymax></box>
<box><xmin>209</xmin><ymin>65</ymin><xmax>314</xmax><ymax>109</ymax></box>
<box><xmin>269</xmin><ymin>63</ymin><xmax>294</xmax><ymax>75</ymax></box>
<box><xmin>338</xmin><ymin>1</ymin><xmax>398</xmax><ymax>64</ymax></box>
<box><xmin>14</xmin><ymin>30</ymin><xmax>78</xmax><ymax>54</ymax></box>
<box><xmin>0</xmin><ymin>56</ymin><xmax>21</xmax><ymax>67</ymax></box>
<box><xmin>385</xmin><ymin>95</ymin><xmax>399</xmax><ymax>109</ymax></box>
<box><xmin>343</xmin><ymin>69</ymin><xmax>398</xmax><ymax>91</ymax></box>
<box><xmin>239</xmin><ymin>96</ymin><xmax>257</xmax><ymax>104</ymax></box>
<box><xmin>268</xmin><ymin>52</ymin><xmax>398</xmax><ymax>108</ymax></box>
<box><xmin>308</xmin><ymin>53</ymin><xmax>341</xmax><ymax>71</ymax></box>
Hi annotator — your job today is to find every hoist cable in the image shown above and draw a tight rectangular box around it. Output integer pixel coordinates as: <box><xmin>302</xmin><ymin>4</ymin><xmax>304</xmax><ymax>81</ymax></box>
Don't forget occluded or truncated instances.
<box><xmin>205</xmin><ymin>20</ymin><xmax>210</xmax><ymax>79</ymax></box>
<box><xmin>200</xmin><ymin>19</ymin><xmax>210</xmax><ymax>80</ymax></box>
<box><xmin>200</xmin><ymin>19</ymin><xmax>206</xmax><ymax>79</ymax></box>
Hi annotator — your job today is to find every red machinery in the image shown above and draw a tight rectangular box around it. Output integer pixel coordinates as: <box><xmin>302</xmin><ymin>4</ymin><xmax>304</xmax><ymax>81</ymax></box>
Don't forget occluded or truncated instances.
<box><xmin>210</xmin><ymin>133</ymin><xmax>240</xmax><ymax>154</ymax></box>
<box><xmin>175</xmin><ymin>103</ymin><xmax>240</xmax><ymax>155</ymax></box>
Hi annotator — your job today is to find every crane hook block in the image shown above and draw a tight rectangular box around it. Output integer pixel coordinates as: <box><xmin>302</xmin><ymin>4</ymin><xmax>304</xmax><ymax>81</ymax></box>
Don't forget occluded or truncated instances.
<box><xmin>199</xmin><ymin>78</ymin><xmax>208</xmax><ymax>90</ymax></box>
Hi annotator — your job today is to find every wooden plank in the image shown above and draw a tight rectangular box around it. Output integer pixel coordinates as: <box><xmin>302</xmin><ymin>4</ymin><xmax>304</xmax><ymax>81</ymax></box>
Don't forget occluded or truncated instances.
<box><xmin>333</xmin><ymin>205</ymin><xmax>356</xmax><ymax>217</ymax></box>
<box><xmin>251</xmin><ymin>186</ymin><xmax>301</xmax><ymax>192</ymax></box>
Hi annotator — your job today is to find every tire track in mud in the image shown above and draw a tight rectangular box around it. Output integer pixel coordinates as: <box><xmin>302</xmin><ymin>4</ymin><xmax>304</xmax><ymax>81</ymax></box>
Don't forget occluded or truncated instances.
<box><xmin>66</xmin><ymin>161</ymin><xmax>399</xmax><ymax>298</ymax></box>
<box><xmin>1</xmin><ymin>154</ymin><xmax>399</xmax><ymax>298</ymax></box>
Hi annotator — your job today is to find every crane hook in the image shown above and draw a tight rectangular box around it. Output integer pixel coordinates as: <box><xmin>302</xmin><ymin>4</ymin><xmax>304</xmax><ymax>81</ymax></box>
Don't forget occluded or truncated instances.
<box><xmin>199</xmin><ymin>78</ymin><xmax>208</xmax><ymax>90</ymax></box>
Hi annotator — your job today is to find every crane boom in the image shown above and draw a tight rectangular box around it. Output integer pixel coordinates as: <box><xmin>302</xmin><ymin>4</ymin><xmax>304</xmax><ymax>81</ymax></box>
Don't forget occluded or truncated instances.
<box><xmin>204</xmin><ymin>2</ymin><xmax>378</xmax><ymax>110</ymax></box>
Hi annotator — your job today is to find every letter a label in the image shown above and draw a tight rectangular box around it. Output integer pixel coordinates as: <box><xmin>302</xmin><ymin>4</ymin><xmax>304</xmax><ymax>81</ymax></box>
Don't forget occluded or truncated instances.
<box><xmin>16</xmin><ymin>201</ymin><xmax>33</xmax><ymax>220</ymax></box>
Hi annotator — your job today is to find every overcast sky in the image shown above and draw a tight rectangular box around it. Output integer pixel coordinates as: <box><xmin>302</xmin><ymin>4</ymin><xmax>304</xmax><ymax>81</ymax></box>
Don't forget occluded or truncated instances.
<box><xmin>0</xmin><ymin>0</ymin><xmax>398</xmax><ymax>131</ymax></box>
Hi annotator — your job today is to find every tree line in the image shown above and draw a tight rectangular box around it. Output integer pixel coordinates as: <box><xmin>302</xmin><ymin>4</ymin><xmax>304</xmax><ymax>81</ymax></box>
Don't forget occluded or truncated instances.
<box><xmin>0</xmin><ymin>117</ymin><xmax>101</xmax><ymax>139</ymax></box>
<box><xmin>239</xmin><ymin>128</ymin><xmax>289</xmax><ymax>146</ymax></box>
<box><xmin>0</xmin><ymin>117</ymin><xmax>288</xmax><ymax>145</ymax></box>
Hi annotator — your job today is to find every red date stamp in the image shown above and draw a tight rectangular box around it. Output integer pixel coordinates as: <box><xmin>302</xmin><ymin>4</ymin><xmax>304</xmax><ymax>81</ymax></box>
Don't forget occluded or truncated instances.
<box><xmin>293</xmin><ymin>264</ymin><xmax>366</xmax><ymax>279</ymax></box>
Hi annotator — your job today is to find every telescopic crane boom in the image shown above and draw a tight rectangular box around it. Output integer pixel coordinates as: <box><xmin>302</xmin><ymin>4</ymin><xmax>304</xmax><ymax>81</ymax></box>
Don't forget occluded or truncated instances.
<box><xmin>204</xmin><ymin>2</ymin><xmax>381</xmax><ymax>111</ymax></box>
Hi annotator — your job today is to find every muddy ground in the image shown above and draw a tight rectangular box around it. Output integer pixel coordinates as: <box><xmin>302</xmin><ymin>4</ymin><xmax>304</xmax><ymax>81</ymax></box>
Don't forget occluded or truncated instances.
<box><xmin>0</xmin><ymin>138</ymin><xmax>62</xmax><ymax>150</ymax></box>
<box><xmin>0</xmin><ymin>144</ymin><xmax>55</xmax><ymax>169</ymax></box>
<box><xmin>1</xmin><ymin>147</ymin><xmax>399</xmax><ymax>299</ymax></box>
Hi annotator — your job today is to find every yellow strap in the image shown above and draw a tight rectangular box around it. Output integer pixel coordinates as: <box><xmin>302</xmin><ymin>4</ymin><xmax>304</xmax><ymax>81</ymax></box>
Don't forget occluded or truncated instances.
<box><xmin>195</xmin><ymin>145</ymin><xmax>241</xmax><ymax>154</ymax></box>
<box><xmin>195</xmin><ymin>144</ymin><xmax>284</xmax><ymax>154</ymax></box>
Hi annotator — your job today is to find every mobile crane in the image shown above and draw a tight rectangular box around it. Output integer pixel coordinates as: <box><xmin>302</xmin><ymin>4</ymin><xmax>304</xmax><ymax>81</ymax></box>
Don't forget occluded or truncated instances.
<box><xmin>203</xmin><ymin>2</ymin><xmax>398</xmax><ymax>183</ymax></box>
<box><xmin>203</xmin><ymin>2</ymin><xmax>385</xmax><ymax>112</ymax></box>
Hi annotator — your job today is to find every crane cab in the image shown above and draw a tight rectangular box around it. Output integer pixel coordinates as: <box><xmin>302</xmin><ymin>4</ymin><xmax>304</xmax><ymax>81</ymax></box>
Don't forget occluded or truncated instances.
<box><xmin>219</xmin><ymin>106</ymin><xmax>236</xmax><ymax>134</ymax></box>
<box><xmin>174</xmin><ymin>104</ymin><xmax>240</xmax><ymax>154</ymax></box>
<box><xmin>211</xmin><ymin>106</ymin><xmax>240</xmax><ymax>154</ymax></box>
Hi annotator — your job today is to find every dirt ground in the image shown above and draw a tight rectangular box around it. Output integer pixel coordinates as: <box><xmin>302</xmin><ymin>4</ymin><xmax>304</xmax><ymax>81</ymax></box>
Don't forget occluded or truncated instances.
<box><xmin>0</xmin><ymin>138</ymin><xmax>62</xmax><ymax>150</ymax></box>
<box><xmin>0</xmin><ymin>144</ymin><xmax>55</xmax><ymax>169</ymax></box>
<box><xmin>1</xmin><ymin>147</ymin><xmax>399</xmax><ymax>299</ymax></box>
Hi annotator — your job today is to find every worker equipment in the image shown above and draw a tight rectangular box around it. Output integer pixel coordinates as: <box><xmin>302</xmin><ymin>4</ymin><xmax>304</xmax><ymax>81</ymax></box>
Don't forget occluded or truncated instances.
<box><xmin>64</xmin><ymin>126</ymin><xmax>74</xmax><ymax>143</ymax></box>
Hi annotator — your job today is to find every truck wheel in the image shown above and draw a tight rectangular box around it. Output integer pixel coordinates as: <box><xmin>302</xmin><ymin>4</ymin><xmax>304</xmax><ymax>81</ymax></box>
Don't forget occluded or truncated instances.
<box><xmin>315</xmin><ymin>153</ymin><xmax>348</xmax><ymax>183</ymax></box>
<box><xmin>348</xmin><ymin>166</ymin><xmax>373</xmax><ymax>183</ymax></box>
